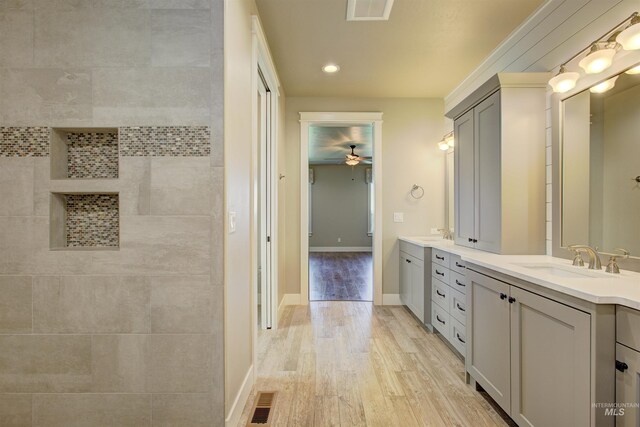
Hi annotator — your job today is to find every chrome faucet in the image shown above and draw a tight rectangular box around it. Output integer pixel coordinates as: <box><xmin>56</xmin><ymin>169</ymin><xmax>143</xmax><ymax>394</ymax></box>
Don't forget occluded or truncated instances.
<box><xmin>568</xmin><ymin>245</ymin><xmax>602</xmax><ymax>270</ymax></box>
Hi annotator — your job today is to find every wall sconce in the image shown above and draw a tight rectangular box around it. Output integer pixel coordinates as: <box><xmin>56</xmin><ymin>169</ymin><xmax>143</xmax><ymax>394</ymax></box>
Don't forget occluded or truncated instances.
<box><xmin>589</xmin><ymin>76</ymin><xmax>619</xmax><ymax>94</ymax></box>
<box><xmin>438</xmin><ymin>131</ymin><xmax>454</xmax><ymax>151</ymax></box>
<box><xmin>549</xmin><ymin>11</ymin><xmax>640</xmax><ymax>93</ymax></box>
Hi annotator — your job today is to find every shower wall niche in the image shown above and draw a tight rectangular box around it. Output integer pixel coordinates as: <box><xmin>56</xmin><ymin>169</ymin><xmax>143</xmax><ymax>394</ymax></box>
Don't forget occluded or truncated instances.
<box><xmin>50</xmin><ymin>128</ymin><xmax>119</xmax><ymax>179</ymax></box>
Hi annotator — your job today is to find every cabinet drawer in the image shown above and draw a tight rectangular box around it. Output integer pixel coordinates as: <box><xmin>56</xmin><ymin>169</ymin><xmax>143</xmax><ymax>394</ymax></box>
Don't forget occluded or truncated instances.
<box><xmin>451</xmin><ymin>318</ymin><xmax>466</xmax><ymax>356</ymax></box>
<box><xmin>432</xmin><ymin>278</ymin><xmax>449</xmax><ymax>310</ymax></box>
<box><xmin>432</xmin><ymin>302</ymin><xmax>450</xmax><ymax>339</ymax></box>
<box><xmin>432</xmin><ymin>249</ymin><xmax>450</xmax><ymax>268</ymax></box>
<box><xmin>449</xmin><ymin>271</ymin><xmax>468</xmax><ymax>294</ymax></box>
<box><xmin>450</xmin><ymin>288</ymin><xmax>466</xmax><ymax>325</ymax></box>
<box><xmin>400</xmin><ymin>241</ymin><xmax>424</xmax><ymax>261</ymax></box>
<box><xmin>450</xmin><ymin>254</ymin><xmax>466</xmax><ymax>275</ymax></box>
<box><xmin>617</xmin><ymin>306</ymin><xmax>640</xmax><ymax>350</ymax></box>
<box><xmin>432</xmin><ymin>264</ymin><xmax>450</xmax><ymax>283</ymax></box>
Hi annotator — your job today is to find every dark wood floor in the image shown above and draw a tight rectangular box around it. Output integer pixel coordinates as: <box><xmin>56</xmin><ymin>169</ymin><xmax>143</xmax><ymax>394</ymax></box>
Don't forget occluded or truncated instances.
<box><xmin>309</xmin><ymin>252</ymin><xmax>373</xmax><ymax>301</ymax></box>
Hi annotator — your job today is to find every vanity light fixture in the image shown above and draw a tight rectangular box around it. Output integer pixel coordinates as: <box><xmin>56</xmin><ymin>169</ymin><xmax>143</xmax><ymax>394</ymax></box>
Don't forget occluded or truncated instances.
<box><xmin>322</xmin><ymin>64</ymin><xmax>340</xmax><ymax>73</ymax></box>
<box><xmin>579</xmin><ymin>43</ymin><xmax>616</xmax><ymax>74</ymax></box>
<box><xmin>549</xmin><ymin>65</ymin><xmax>580</xmax><ymax>93</ymax></box>
<box><xmin>625</xmin><ymin>64</ymin><xmax>640</xmax><ymax>74</ymax></box>
<box><xmin>438</xmin><ymin>140</ymin><xmax>449</xmax><ymax>151</ymax></box>
<box><xmin>617</xmin><ymin>13</ymin><xmax>640</xmax><ymax>51</ymax></box>
<box><xmin>589</xmin><ymin>76</ymin><xmax>619</xmax><ymax>93</ymax></box>
<box><xmin>444</xmin><ymin>132</ymin><xmax>455</xmax><ymax>147</ymax></box>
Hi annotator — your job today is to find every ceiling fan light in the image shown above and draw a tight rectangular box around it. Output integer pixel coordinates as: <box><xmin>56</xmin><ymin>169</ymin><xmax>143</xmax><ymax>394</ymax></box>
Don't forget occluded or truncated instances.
<box><xmin>579</xmin><ymin>44</ymin><xmax>616</xmax><ymax>74</ymax></box>
<box><xmin>625</xmin><ymin>64</ymin><xmax>640</xmax><ymax>74</ymax></box>
<box><xmin>617</xmin><ymin>14</ymin><xmax>640</xmax><ymax>50</ymax></box>
<box><xmin>590</xmin><ymin>76</ymin><xmax>619</xmax><ymax>94</ymax></box>
<box><xmin>345</xmin><ymin>158</ymin><xmax>359</xmax><ymax>166</ymax></box>
<box><xmin>549</xmin><ymin>65</ymin><xmax>580</xmax><ymax>93</ymax></box>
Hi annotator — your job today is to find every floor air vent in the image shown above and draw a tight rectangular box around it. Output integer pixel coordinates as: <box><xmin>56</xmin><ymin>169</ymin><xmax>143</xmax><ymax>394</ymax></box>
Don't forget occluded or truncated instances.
<box><xmin>248</xmin><ymin>392</ymin><xmax>277</xmax><ymax>425</ymax></box>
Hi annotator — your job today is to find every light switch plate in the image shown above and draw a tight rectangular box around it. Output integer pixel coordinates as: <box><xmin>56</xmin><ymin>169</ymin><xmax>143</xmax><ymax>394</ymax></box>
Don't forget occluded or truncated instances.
<box><xmin>393</xmin><ymin>212</ymin><xmax>404</xmax><ymax>223</ymax></box>
<box><xmin>229</xmin><ymin>211</ymin><xmax>237</xmax><ymax>233</ymax></box>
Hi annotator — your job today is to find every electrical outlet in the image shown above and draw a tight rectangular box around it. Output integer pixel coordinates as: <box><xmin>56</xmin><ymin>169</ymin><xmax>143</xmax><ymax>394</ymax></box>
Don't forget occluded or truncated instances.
<box><xmin>228</xmin><ymin>211</ymin><xmax>236</xmax><ymax>233</ymax></box>
<box><xmin>393</xmin><ymin>212</ymin><xmax>404</xmax><ymax>223</ymax></box>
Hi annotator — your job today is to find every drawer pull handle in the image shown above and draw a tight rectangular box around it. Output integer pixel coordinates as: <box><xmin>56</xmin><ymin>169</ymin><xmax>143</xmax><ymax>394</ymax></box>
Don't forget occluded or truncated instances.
<box><xmin>455</xmin><ymin>262</ymin><xmax>465</xmax><ymax>268</ymax></box>
<box><xmin>508</xmin><ymin>296</ymin><xmax>516</xmax><ymax>304</ymax></box>
<box><xmin>455</xmin><ymin>279</ymin><xmax>465</xmax><ymax>287</ymax></box>
<box><xmin>436</xmin><ymin>269</ymin><xmax>444</xmax><ymax>276</ymax></box>
<box><xmin>499</xmin><ymin>293</ymin><xmax>507</xmax><ymax>300</ymax></box>
<box><xmin>456</xmin><ymin>333</ymin><xmax>466</xmax><ymax>344</ymax></box>
<box><xmin>468</xmin><ymin>238</ymin><xmax>473</xmax><ymax>242</ymax></box>
<box><xmin>436</xmin><ymin>290</ymin><xmax>445</xmax><ymax>297</ymax></box>
<box><xmin>456</xmin><ymin>303</ymin><xmax>465</xmax><ymax>312</ymax></box>
<box><xmin>436</xmin><ymin>315</ymin><xmax>446</xmax><ymax>325</ymax></box>
<box><xmin>616</xmin><ymin>360</ymin><xmax>629</xmax><ymax>372</ymax></box>
<box><xmin>436</xmin><ymin>255</ymin><xmax>445</xmax><ymax>260</ymax></box>
<box><xmin>406</xmin><ymin>259</ymin><xmax>411</xmax><ymax>263</ymax></box>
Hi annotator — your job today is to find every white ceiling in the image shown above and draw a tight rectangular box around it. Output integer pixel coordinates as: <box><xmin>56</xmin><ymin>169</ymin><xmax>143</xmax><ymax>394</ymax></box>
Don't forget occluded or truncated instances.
<box><xmin>309</xmin><ymin>125</ymin><xmax>373</xmax><ymax>165</ymax></box>
<box><xmin>255</xmin><ymin>0</ymin><xmax>546</xmax><ymax>98</ymax></box>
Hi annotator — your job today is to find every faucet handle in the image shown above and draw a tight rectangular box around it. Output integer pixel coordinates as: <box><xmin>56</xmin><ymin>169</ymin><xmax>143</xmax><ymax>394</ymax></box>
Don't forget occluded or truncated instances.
<box><xmin>614</xmin><ymin>248</ymin><xmax>630</xmax><ymax>259</ymax></box>
<box><xmin>568</xmin><ymin>246</ymin><xmax>585</xmax><ymax>267</ymax></box>
<box><xmin>605</xmin><ymin>249</ymin><xmax>630</xmax><ymax>274</ymax></box>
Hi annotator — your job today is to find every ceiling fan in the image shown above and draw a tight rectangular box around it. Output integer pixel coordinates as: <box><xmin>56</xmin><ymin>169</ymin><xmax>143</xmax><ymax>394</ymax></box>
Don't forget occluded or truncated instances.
<box><xmin>345</xmin><ymin>144</ymin><xmax>371</xmax><ymax>166</ymax></box>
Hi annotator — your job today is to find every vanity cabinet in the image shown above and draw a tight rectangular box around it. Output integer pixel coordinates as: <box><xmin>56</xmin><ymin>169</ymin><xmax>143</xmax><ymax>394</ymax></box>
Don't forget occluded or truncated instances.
<box><xmin>467</xmin><ymin>266</ymin><xmax>614</xmax><ymax>427</ymax></box>
<box><xmin>449</xmin><ymin>73</ymin><xmax>548</xmax><ymax>255</ymax></box>
<box><xmin>399</xmin><ymin>241</ymin><xmax>428</xmax><ymax>323</ymax></box>
<box><xmin>615</xmin><ymin>306</ymin><xmax>640</xmax><ymax>426</ymax></box>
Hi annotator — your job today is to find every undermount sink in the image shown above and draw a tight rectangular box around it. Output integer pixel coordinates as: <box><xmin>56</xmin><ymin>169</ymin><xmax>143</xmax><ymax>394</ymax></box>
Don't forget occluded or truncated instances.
<box><xmin>512</xmin><ymin>262</ymin><xmax>604</xmax><ymax>279</ymax></box>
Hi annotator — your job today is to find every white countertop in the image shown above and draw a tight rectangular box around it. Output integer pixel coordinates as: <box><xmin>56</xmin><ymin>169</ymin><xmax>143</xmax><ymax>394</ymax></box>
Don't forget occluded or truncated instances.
<box><xmin>399</xmin><ymin>236</ymin><xmax>640</xmax><ymax>310</ymax></box>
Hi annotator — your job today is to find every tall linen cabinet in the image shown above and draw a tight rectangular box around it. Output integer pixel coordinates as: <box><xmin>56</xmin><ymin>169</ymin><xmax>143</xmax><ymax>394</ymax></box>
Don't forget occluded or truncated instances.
<box><xmin>447</xmin><ymin>73</ymin><xmax>549</xmax><ymax>255</ymax></box>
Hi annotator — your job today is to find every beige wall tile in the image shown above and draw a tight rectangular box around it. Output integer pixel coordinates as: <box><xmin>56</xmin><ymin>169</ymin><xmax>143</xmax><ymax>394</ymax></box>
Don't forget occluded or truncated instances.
<box><xmin>0</xmin><ymin>335</ymin><xmax>91</xmax><ymax>392</ymax></box>
<box><xmin>33</xmin><ymin>276</ymin><xmax>150</xmax><ymax>333</ymax></box>
<box><xmin>0</xmin><ymin>11</ymin><xmax>34</xmax><ymax>67</ymax></box>
<box><xmin>33</xmin><ymin>394</ymin><xmax>151</xmax><ymax>427</ymax></box>
<box><xmin>150</xmin><ymin>275</ymin><xmax>213</xmax><ymax>333</ymax></box>
<box><xmin>0</xmin><ymin>394</ymin><xmax>32</xmax><ymax>427</ymax></box>
<box><xmin>92</xmin><ymin>335</ymin><xmax>147</xmax><ymax>392</ymax></box>
<box><xmin>211</xmin><ymin>167</ymin><xmax>224</xmax><ymax>286</ymax></box>
<box><xmin>146</xmin><ymin>335</ymin><xmax>212</xmax><ymax>392</ymax></box>
<box><xmin>150</xmin><ymin>158</ymin><xmax>211</xmax><ymax>215</ymax></box>
<box><xmin>34</xmin><ymin>9</ymin><xmax>151</xmax><ymax>67</ymax></box>
<box><xmin>0</xmin><ymin>0</ymin><xmax>33</xmax><ymax>10</ymax></box>
<box><xmin>147</xmin><ymin>0</ymin><xmax>210</xmax><ymax>8</ymax></box>
<box><xmin>152</xmin><ymin>394</ymin><xmax>213</xmax><ymax>427</ymax></box>
<box><xmin>0</xmin><ymin>69</ymin><xmax>92</xmax><ymax>126</ymax></box>
<box><xmin>119</xmin><ymin>157</ymin><xmax>151</xmax><ymax>215</ymax></box>
<box><xmin>0</xmin><ymin>158</ymin><xmax>34</xmax><ymax>216</ymax></box>
<box><xmin>0</xmin><ymin>276</ymin><xmax>32</xmax><ymax>333</ymax></box>
<box><xmin>151</xmin><ymin>9</ymin><xmax>210</xmax><ymax>67</ymax></box>
<box><xmin>33</xmin><ymin>158</ymin><xmax>50</xmax><ymax>216</ymax></box>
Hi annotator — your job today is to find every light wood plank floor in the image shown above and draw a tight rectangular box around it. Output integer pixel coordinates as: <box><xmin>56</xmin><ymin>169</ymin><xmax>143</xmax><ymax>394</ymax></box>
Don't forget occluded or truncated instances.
<box><xmin>239</xmin><ymin>302</ymin><xmax>513</xmax><ymax>426</ymax></box>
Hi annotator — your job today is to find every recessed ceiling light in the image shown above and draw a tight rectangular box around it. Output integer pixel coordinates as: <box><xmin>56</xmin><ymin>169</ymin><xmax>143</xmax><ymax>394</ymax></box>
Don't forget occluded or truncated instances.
<box><xmin>322</xmin><ymin>64</ymin><xmax>340</xmax><ymax>73</ymax></box>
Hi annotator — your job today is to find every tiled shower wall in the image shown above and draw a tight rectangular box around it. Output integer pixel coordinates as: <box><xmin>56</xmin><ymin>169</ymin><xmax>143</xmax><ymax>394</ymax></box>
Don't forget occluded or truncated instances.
<box><xmin>0</xmin><ymin>1</ymin><xmax>224</xmax><ymax>426</ymax></box>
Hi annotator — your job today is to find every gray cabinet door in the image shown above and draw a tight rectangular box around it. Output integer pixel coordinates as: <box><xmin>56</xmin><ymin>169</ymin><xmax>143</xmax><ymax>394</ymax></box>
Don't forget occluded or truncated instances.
<box><xmin>616</xmin><ymin>343</ymin><xmax>640</xmax><ymax>427</ymax></box>
<box><xmin>510</xmin><ymin>286</ymin><xmax>591</xmax><ymax>427</ymax></box>
<box><xmin>454</xmin><ymin>108</ymin><xmax>475</xmax><ymax>248</ymax></box>
<box><xmin>399</xmin><ymin>252</ymin><xmax>411</xmax><ymax>307</ymax></box>
<box><xmin>474</xmin><ymin>91</ymin><xmax>502</xmax><ymax>254</ymax></box>
<box><xmin>468</xmin><ymin>270</ymin><xmax>511</xmax><ymax>412</ymax></box>
<box><xmin>411</xmin><ymin>257</ymin><xmax>425</xmax><ymax>322</ymax></box>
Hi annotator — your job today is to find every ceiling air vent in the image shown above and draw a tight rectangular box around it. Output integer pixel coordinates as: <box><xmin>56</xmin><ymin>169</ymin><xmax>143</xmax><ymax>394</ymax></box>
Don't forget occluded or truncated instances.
<box><xmin>346</xmin><ymin>0</ymin><xmax>394</xmax><ymax>21</ymax></box>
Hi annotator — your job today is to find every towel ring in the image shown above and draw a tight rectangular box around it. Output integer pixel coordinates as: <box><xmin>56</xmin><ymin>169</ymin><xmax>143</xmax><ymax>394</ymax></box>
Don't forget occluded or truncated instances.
<box><xmin>410</xmin><ymin>184</ymin><xmax>424</xmax><ymax>199</ymax></box>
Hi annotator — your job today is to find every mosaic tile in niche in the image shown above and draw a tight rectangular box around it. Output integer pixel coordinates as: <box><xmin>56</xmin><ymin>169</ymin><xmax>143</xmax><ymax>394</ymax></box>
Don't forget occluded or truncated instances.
<box><xmin>119</xmin><ymin>126</ymin><xmax>210</xmax><ymax>156</ymax></box>
<box><xmin>67</xmin><ymin>132</ymin><xmax>119</xmax><ymax>178</ymax></box>
<box><xmin>66</xmin><ymin>194</ymin><xmax>119</xmax><ymax>248</ymax></box>
<box><xmin>0</xmin><ymin>127</ymin><xmax>49</xmax><ymax>157</ymax></box>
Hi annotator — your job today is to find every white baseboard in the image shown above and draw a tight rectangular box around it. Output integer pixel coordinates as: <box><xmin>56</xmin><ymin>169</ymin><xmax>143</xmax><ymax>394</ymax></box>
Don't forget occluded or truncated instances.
<box><xmin>382</xmin><ymin>294</ymin><xmax>402</xmax><ymax>305</ymax></box>
<box><xmin>225</xmin><ymin>365</ymin><xmax>254</xmax><ymax>427</ymax></box>
<box><xmin>280</xmin><ymin>293</ymin><xmax>301</xmax><ymax>306</ymax></box>
<box><xmin>309</xmin><ymin>246</ymin><xmax>372</xmax><ymax>252</ymax></box>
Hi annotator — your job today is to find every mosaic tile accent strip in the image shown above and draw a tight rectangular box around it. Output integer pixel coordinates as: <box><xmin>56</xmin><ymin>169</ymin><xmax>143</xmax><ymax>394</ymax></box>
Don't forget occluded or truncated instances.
<box><xmin>119</xmin><ymin>126</ymin><xmax>210</xmax><ymax>156</ymax></box>
<box><xmin>67</xmin><ymin>132</ymin><xmax>119</xmax><ymax>178</ymax></box>
<box><xmin>66</xmin><ymin>194</ymin><xmax>119</xmax><ymax>248</ymax></box>
<box><xmin>0</xmin><ymin>127</ymin><xmax>50</xmax><ymax>157</ymax></box>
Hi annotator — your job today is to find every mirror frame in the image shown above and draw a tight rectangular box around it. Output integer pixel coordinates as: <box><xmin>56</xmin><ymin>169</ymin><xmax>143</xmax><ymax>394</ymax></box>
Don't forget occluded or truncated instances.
<box><xmin>552</xmin><ymin>49</ymin><xmax>640</xmax><ymax>272</ymax></box>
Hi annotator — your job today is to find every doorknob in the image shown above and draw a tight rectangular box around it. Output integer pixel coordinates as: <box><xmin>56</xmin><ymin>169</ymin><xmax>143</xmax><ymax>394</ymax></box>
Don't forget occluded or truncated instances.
<box><xmin>499</xmin><ymin>293</ymin><xmax>507</xmax><ymax>300</ymax></box>
<box><xmin>616</xmin><ymin>360</ymin><xmax>629</xmax><ymax>372</ymax></box>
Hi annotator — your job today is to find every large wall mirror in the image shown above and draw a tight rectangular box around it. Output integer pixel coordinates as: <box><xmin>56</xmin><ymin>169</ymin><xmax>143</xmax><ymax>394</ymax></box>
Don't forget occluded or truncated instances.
<box><xmin>561</xmin><ymin>63</ymin><xmax>640</xmax><ymax>259</ymax></box>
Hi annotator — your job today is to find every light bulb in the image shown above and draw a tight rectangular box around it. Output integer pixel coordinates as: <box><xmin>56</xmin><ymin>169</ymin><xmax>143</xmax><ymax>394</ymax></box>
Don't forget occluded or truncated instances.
<box><xmin>590</xmin><ymin>76</ymin><xmax>618</xmax><ymax>94</ymax></box>
<box><xmin>579</xmin><ymin>45</ymin><xmax>616</xmax><ymax>74</ymax></box>
<box><xmin>445</xmin><ymin>134</ymin><xmax>454</xmax><ymax>147</ymax></box>
<box><xmin>625</xmin><ymin>64</ymin><xmax>640</xmax><ymax>75</ymax></box>
<box><xmin>617</xmin><ymin>15</ymin><xmax>640</xmax><ymax>50</ymax></box>
<box><xmin>345</xmin><ymin>159</ymin><xmax>359</xmax><ymax>166</ymax></box>
<box><xmin>438</xmin><ymin>141</ymin><xmax>450</xmax><ymax>151</ymax></box>
<box><xmin>549</xmin><ymin>66</ymin><xmax>580</xmax><ymax>93</ymax></box>
<box><xmin>322</xmin><ymin>64</ymin><xmax>340</xmax><ymax>73</ymax></box>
